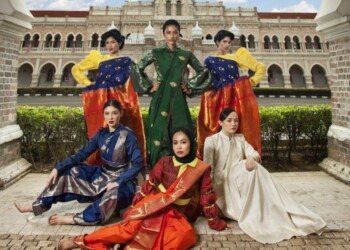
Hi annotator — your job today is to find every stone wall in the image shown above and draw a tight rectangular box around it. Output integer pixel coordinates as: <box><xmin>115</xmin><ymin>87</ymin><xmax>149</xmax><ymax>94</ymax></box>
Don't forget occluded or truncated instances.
<box><xmin>0</xmin><ymin>33</ymin><xmax>19</xmax><ymax>128</ymax></box>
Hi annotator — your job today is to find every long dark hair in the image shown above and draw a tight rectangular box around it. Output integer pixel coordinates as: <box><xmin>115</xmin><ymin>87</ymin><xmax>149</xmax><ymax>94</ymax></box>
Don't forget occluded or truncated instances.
<box><xmin>171</xmin><ymin>127</ymin><xmax>196</xmax><ymax>164</ymax></box>
<box><xmin>103</xmin><ymin>99</ymin><xmax>122</xmax><ymax>112</ymax></box>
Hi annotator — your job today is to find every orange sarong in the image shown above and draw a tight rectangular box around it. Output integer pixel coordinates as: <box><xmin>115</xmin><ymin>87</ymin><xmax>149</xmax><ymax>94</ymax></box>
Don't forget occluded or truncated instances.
<box><xmin>82</xmin><ymin>78</ymin><xmax>146</xmax><ymax>164</ymax></box>
<box><xmin>197</xmin><ymin>77</ymin><xmax>262</xmax><ymax>158</ymax></box>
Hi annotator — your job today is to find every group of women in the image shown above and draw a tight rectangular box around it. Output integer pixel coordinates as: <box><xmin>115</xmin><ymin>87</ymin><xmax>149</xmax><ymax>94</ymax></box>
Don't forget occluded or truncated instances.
<box><xmin>15</xmin><ymin>19</ymin><xmax>326</xmax><ymax>249</ymax></box>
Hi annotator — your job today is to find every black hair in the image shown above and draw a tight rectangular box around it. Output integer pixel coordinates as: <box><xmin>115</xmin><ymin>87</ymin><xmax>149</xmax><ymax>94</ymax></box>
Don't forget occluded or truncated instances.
<box><xmin>219</xmin><ymin>107</ymin><xmax>236</xmax><ymax>122</ymax></box>
<box><xmin>218</xmin><ymin>107</ymin><xmax>237</xmax><ymax>132</ymax></box>
<box><xmin>162</xmin><ymin>19</ymin><xmax>181</xmax><ymax>34</ymax></box>
<box><xmin>103</xmin><ymin>99</ymin><xmax>122</xmax><ymax>112</ymax></box>
<box><xmin>214</xmin><ymin>30</ymin><xmax>235</xmax><ymax>46</ymax></box>
<box><xmin>171</xmin><ymin>127</ymin><xmax>196</xmax><ymax>164</ymax></box>
<box><xmin>101</xmin><ymin>29</ymin><xmax>125</xmax><ymax>50</ymax></box>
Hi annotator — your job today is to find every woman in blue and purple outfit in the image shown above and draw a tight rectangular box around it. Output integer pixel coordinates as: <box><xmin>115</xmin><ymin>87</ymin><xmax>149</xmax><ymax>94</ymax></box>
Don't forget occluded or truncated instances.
<box><xmin>15</xmin><ymin>100</ymin><xmax>144</xmax><ymax>226</ymax></box>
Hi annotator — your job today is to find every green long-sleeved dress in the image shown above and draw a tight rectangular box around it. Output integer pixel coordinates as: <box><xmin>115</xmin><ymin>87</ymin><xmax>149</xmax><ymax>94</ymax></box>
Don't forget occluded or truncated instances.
<box><xmin>132</xmin><ymin>44</ymin><xmax>210</xmax><ymax>168</ymax></box>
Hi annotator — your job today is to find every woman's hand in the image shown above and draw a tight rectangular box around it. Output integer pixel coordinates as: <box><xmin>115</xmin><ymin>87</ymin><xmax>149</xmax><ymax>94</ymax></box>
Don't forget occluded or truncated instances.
<box><xmin>150</xmin><ymin>82</ymin><xmax>160</xmax><ymax>93</ymax></box>
<box><xmin>245</xmin><ymin>156</ymin><xmax>257</xmax><ymax>171</ymax></box>
<box><xmin>181</xmin><ymin>83</ymin><xmax>191</xmax><ymax>95</ymax></box>
<box><xmin>106</xmin><ymin>182</ymin><xmax>119</xmax><ymax>191</ymax></box>
<box><xmin>46</xmin><ymin>169</ymin><xmax>59</xmax><ymax>188</ymax></box>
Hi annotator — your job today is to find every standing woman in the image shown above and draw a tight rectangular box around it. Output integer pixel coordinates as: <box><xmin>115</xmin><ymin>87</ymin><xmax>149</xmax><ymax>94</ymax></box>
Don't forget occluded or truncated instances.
<box><xmin>203</xmin><ymin>108</ymin><xmax>326</xmax><ymax>244</ymax></box>
<box><xmin>132</xmin><ymin>19</ymin><xmax>210</xmax><ymax>168</ymax></box>
<box><xmin>197</xmin><ymin>30</ymin><xmax>266</xmax><ymax>158</ymax></box>
<box><xmin>15</xmin><ymin>100</ymin><xmax>144</xmax><ymax>226</ymax></box>
<box><xmin>72</xmin><ymin>28</ymin><xmax>146</xmax><ymax>163</ymax></box>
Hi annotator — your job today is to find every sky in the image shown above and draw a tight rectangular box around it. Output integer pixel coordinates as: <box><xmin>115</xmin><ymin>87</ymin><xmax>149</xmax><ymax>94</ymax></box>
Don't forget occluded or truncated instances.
<box><xmin>24</xmin><ymin>0</ymin><xmax>321</xmax><ymax>12</ymax></box>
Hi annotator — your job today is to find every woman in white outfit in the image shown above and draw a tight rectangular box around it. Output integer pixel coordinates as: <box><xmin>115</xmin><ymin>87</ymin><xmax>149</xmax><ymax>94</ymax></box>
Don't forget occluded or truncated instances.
<box><xmin>203</xmin><ymin>108</ymin><xmax>326</xmax><ymax>244</ymax></box>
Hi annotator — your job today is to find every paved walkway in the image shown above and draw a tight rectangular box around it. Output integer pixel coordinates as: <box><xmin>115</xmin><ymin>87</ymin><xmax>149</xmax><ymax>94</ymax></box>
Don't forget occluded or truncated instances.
<box><xmin>0</xmin><ymin>171</ymin><xmax>350</xmax><ymax>249</ymax></box>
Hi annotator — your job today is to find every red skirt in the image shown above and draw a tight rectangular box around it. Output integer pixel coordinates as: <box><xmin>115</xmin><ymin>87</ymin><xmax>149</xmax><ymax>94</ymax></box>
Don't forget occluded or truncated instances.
<box><xmin>197</xmin><ymin>77</ymin><xmax>262</xmax><ymax>158</ymax></box>
<box><xmin>82</xmin><ymin>78</ymin><xmax>146</xmax><ymax>164</ymax></box>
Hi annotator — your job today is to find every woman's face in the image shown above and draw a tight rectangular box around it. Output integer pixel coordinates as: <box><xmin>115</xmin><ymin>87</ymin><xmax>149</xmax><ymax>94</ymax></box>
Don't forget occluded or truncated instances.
<box><xmin>103</xmin><ymin>105</ymin><xmax>121</xmax><ymax>130</ymax></box>
<box><xmin>219</xmin><ymin>111</ymin><xmax>239</xmax><ymax>136</ymax></box>
<box><xmin>163</xmin><ymin>25</ymin><xmax>180</xmax><ymax>47</ymax></box>
<box><xmin>105</xmin><ymin>37</ymin><xmax>119</xmax><ymax>56</ymax></box>
<box><xmin>172</xmin><ymin>131</ymin><xmax>191</xmax><ymax>158</ymax></box>
<box><xmin>217</xmin><ymin>36</ymin><xmax>232</xmax><ymax>54</ymax></box>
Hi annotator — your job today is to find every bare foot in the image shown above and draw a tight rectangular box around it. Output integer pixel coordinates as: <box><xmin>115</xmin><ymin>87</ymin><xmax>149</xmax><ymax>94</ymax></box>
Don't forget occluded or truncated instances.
<box><xmin>14</xmin><ymin>202</ymin><xmax>33</xmax><ymax>213</ymax></box>
<box><xmin>48</xmin><ymin>214</ymin><xmax>75</xmax><ymax>225</ymax></box>
<box><xmin>57</xmin><ymin>237</ymin><xmax>77</xmax><ymax>250</ymax></box>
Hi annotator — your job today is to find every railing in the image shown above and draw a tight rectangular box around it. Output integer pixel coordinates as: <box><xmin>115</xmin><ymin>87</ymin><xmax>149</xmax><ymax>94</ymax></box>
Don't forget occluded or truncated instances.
<box><xmin>125</xmin><ymin>39</ymin><xmax>145</xmax><ymax>44</ymax></box>
<box><xmin>202</xmin><ymin>39</ymin><xmax>215</xmax><ymax>45</ymax></box>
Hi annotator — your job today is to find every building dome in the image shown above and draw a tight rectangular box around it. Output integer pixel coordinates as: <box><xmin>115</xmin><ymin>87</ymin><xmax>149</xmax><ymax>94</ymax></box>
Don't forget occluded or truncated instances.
<box><xmin>229</xmin><ymin>21</ymin><xmax>241</xmax><ymax>38</ymax></box>
<box><xmin>107</xmin><ymin>21</ymin><xmax>117</xmax><ymax>31</ymax></box>
<box><xmin>144</xmin><ymin>21</ymin><xmax>155</xmax><ymax>39</ymax></box>
<box><xmin>191</xmin><ymin>21</ymin><xmax>203</xmax><ymax>39</ymax></box>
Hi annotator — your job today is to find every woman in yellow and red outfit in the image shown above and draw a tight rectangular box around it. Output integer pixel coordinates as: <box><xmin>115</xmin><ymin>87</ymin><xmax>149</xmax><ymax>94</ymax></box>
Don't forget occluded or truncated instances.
<box><xmin>72</xmin><ymin>28</ymin><xmax>146</xmax><ymax>163</ymax></box>
<box><xmin>197</xmin><ymin>30</ymin><xmax>266</xmax><ymax>158</ymax></box>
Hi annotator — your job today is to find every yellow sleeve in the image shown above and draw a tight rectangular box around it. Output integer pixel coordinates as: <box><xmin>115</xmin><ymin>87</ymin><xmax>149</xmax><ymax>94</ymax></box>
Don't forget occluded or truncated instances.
<box><xmin>230</xmin><ymin>48</ymin><xmax>266</xmax><ymax>86</ymax></box>
<box><xmin>71</xmin><ymin>50</ymin><xmax>102</xmax><ymax>86</ymax></box>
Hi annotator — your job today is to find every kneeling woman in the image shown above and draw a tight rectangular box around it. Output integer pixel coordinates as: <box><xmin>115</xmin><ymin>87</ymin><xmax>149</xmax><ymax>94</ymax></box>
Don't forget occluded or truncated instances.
<box><xmin>15</xmin><ymin>100</ymin><xmax>144</xmax><ymax>226</ymax></box>
<box><xmin>58</xmin><ymin>128</ymin><xmax>227</xmax><ymax>250</ymax></box>
<box><xmin>203</xmin><ymin>108</ymin><xmax>327</xmax><ymax>244</ymax></box>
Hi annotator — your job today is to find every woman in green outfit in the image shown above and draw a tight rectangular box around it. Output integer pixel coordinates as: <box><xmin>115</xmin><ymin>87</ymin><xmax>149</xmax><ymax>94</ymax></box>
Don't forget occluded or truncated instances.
<box><xmin>133</xmin><ymin>19</ymin><xmax>210</xmax><ymax>168</ymax></box>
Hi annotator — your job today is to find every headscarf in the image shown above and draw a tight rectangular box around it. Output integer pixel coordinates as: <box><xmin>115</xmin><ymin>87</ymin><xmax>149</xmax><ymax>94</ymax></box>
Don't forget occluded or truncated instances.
<box><xmin>171</xmin><ymin>127</ymin><xmax>197</xmax><ymax>164</ymax></box>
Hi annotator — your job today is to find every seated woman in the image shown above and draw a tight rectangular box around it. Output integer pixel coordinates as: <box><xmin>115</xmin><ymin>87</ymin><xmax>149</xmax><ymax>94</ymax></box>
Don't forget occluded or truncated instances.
<box><xmin>15</xmin><ymin>100</ymin><xmax>144</xmax><ymax>226</ymax></box>
<box><xmin>203</xmin><ymin>108</ymin><xmax>327</xmax><ymax>244</ymax></box>
<box><xmin>57</xmin><ymin>127</ymin><xmax>227</xmax><ymax>250</ymax></box>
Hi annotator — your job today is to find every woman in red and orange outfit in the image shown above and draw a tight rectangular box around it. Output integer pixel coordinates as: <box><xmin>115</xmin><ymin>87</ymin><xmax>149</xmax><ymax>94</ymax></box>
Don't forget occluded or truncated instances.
<box><xmin>57</xmin><ymin>127</ymin><xmax>228</xmax><ymax>250</ymax></box>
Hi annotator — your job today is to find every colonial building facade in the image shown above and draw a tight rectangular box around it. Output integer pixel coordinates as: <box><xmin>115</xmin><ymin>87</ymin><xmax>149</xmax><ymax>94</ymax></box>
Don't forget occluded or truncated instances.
<box><xmin>18</xmin><ymin>0</ymin><xmax>329</xmax><ymax>89</ymax></box>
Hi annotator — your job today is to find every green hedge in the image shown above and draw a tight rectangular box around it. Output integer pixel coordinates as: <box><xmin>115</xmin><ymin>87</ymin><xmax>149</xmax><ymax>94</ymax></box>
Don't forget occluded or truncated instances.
<box><xmin>17</xmin><ymin>105</ymin><xmax>331</xmax><ymax>169</ymax></box>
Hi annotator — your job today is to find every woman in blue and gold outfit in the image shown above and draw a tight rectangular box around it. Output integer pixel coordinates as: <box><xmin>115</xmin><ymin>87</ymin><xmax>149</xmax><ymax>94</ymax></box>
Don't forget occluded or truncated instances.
<box><xmin>197</xmin><ymin>30</ymin><xmax>266</xmax><ymax>158</ymax></box>
<box><xmin>15</xmin><ymin>100</ymin><xmax>144</xmax><ymax>226</ymax></box>
<box><xmin>71</xmin><ymin>28</ymin><xmax>146</xmax><ymax>163</ymax></box>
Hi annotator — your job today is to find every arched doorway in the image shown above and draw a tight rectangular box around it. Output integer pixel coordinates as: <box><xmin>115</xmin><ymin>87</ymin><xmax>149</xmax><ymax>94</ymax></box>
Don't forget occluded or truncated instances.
<box><xmin>311</xmin><ymin>65</ymin><xmax>328</xmax><ymax>88</ymax></box>
<box><xmin>18</xmin><ymin>63</ymin><xmax>33</xmax><ymax>87</ymax></box>
<box><xmin>38</xmin><ymin>63</ymin><xmax>56</xmax><ymax>86</ymax></box>
<box><xmin>289</xmin><ymin>65</ymin><xmax>305</xmax><ymax>88</ymax></box>
<box><xmin>267</xmin><ymin>64</ymin><xmax>284</xmax><ymax>87</ymax></box>
<box><xmin>61</xmin><ymin>63</ymin><xmax>77</xmax><ymax>86</ymax></box>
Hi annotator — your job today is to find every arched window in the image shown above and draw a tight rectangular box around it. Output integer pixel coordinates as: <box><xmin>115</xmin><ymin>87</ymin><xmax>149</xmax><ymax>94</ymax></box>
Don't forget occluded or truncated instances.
<box><xmin>53</xmin><ymin>34</ymin><xmax>61</xmax><ymax>48</ymax></box>
<box><xmin>44</xmin><ymin>34</ymin><xmax>53</xmax><ymax>48</ymax></box>
<box><xmin>66</xmin><ymin>34</ymin><xmax>74</xmax><ymax>48</ymax></box>
<box><xmin>75</xmin><ymin>34</ymin><xmax>83</xmax><ymax>48</ymax></box>
<box><xmin>311</xmin><ymin>65</ymin><xmax>327</xmax><ymax>88</ymax></box>
<box><xmin>240</xmin><ymin>35</ymin><xmax>246</xmax><ymax>48</ymax></box>
<box><xmin>314</xmin><ymin>36</ymin><xmax>321</xmax><ymax>50</ymax></box>
<box><xmin>205</xmin><ymin>34</ymin><xmax>213</xmax><ymax>40</ymax></box>
<box><xmin>32</xmin><ymin>34</ymin><xmax>40</xmax><ymax>47</ymax></box>
<box><xmin>46</xmin><ymin>68</ymin><xmax>54</xmax><ymax>82</ymax></box>
<box><xmin>263</xmin><ymin>36</ymin><xmax>270</xmax><ymax>50</ymax></box>
<box><xmin>248</xmin><ymin>35</ymin><xmax>255</xmax><ymax>49</ymax></box>
<box><xmin>293</xmin><ymin>36</ymin><xmax>300</xmax><ymax>50</ymax></box>
<box><xmin>284</xmin><ymin>36</ymin><xmax>292</xmax><ymax>50</ymax></box>
<box><xmin>166</xmin><ymin>0</ymin><xmax>171</xmax><ymax>16</ymax></box>
<box><xmin>267</xmin><ymin>64</ymin><xmax>284</xmax><ymax>87</ymax></box>
<box><xmin>272</xmin><ymin>35</ymin><xmax>279</xmax><ymax>49</ymax></box>
<box><xmin>22</xmin><ymin>34</ymin><xmax>31</xmax><ymax>48</ymax></box>
<box><xmin>305</xmin><ymin>36</ymin><xmax>313</xmax><ymax>49</ymax></box>
<box><xmin>176</xmin><ymin>1</ymin><xmax>182</xmax><ymax>16</ymax></box>
<box><xmin>289</xmin><ymin>65</ymin><xmax>305</xmax><ymax>88</ymax></box>
<box><xmin>91</xmin><ymin>33</ymin><xmax>99</xmax><ymax>47</ymax></box>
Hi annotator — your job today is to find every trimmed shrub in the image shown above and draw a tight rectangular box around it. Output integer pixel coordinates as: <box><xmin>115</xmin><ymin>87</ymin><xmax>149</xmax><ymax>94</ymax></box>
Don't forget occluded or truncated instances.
<box><xmin>17</xmin><ymin>105</ymin><xmax>331</xmax><ymax>170</ymax></box>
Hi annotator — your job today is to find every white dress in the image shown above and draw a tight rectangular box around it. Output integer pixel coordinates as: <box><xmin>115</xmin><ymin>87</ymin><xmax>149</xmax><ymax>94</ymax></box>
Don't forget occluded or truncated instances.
<box><xmin>203</xmin><ymin>132</ymin><xmax>326</xmax><ymax>244</ymax></box>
